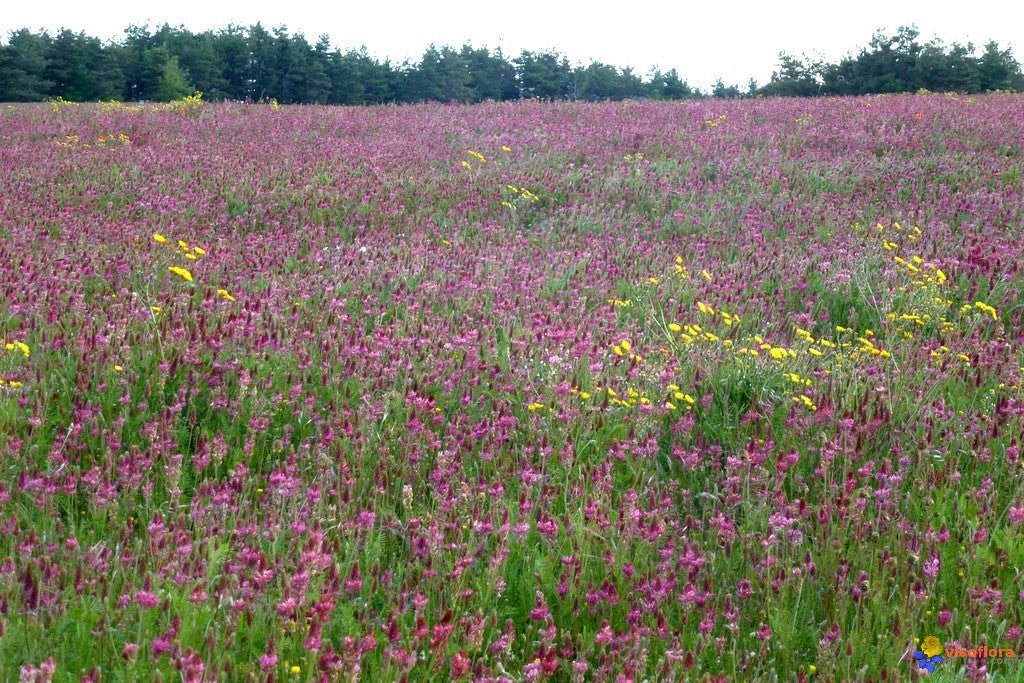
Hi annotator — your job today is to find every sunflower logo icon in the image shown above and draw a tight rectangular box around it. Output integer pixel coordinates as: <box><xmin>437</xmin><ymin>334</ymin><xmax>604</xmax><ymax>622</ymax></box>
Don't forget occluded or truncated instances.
<box><xmin>913</xmin><ymin>636</ymin><xmax>944</xmax><ymax>673</ymax></box>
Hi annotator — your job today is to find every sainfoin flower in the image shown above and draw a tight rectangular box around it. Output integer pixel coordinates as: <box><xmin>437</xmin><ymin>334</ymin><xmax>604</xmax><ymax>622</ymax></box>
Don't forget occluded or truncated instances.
<box><xmin>2</xmin><ymin>94</ymin><xmax>1024</xmax><ymax>682</ymax></box>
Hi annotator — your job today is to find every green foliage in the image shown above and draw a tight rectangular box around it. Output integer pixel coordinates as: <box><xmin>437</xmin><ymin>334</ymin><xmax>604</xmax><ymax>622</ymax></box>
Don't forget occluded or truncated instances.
<box><xmin>0</xmin><ymin>30</ymin><xmax>53</xmax><ymax>101</ymax></box>
<box><xmin>155</xmin><ymin>55</ymin><xmax>194</xmax><ymax>101</ymax></box>
<box><xmin>515</xmin><ymin>50</ymin><xmax>572</xmax><ymax>99</ymax></box>
<box><xmin>1</xmin><ymin>23</ymin><xmax>1022</xmax><ymax>103</ymax></box>
<box><xmin>767</xmin><ymin>26</ymin><xmax>1024</xmax><ymax>97</ymax></box>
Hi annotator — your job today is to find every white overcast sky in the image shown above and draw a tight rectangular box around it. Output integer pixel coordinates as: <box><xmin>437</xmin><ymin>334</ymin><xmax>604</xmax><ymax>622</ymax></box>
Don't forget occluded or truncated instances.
<box><xmin>3</xmin><ymin>1</ymin><xmax>1021</xmax><ymax>90</ymax></box>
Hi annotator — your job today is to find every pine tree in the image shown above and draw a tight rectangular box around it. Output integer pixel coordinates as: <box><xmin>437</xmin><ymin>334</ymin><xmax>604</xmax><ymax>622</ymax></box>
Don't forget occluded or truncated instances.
<box><xmin>156</xmin><ymin>55</ymin><xmax>194</xmax><ymax>101</ymax></box>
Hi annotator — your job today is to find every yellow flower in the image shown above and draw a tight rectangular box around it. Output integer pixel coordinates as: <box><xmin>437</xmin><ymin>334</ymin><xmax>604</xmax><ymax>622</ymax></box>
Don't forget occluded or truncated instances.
<box><xmin>151</xmin><ymin>306</ymin><xmax>163</xmax><ymax>314</ymax></box>
<box><xmin>668</xmin><ymin>323</ymin><xmax>682</xmax><ymax>333</ymax></box>
<box><xmin>114</xmin><ymin>365</ymin><xmax>124</xmax><ymax>372</ymax></box>
<box><xmin>291</xmin><ymin>665</ymin><xmax>301</xmax><ymax>675</ymax></box>
<box><xmin>921</xmin><ymin>636</ymin><xmax>942</xmax><ymax>657</ymax></box>
<box><xmin>216</xmin><ymin>289</ymin><xmax>236</xmax><ymax>302</ymax></box>
<box><xmin>153</xmin><ymin>233</ymin><xmax>167</xmax><ymax>243</ymax></box>
<box><xmin>194</xmin><ymin>246</ymin><xmax>206</xmax><ymax>256</ymax></box>
<box><xmin>974</xmin><ymin>302</ymin><xmax>998</xmax><ymax>320</ymax></box>
<box><xmin>167</xmin><ymin>266</ymin><xmax>193</xmax><ymax>282</ymax></box>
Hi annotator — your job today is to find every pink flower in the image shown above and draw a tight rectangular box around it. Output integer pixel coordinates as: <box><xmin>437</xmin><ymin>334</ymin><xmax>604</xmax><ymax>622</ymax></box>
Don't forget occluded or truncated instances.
<box><xmin>259</xmin><ymin>639</ymin><xmax>278</xmax><ymax>670</ymax></box>
<box><xmin>1009</xmin><ymin>506</ymin><xmax>1024</xmax><ymax>525</ymax></box>
<box><xmin>594</xmin><ymin>620</ymin><xmax>614</xmax><ymax>645</ymax></box>
<box><xmin>451</xmin><ymin>651</ymin><xmax>471</xmax><ymax>678</ymax></box>
<box><xmin>135</xmin><ymin>590</ymin><xmax>159</xmax><ymax>609</ymax></box>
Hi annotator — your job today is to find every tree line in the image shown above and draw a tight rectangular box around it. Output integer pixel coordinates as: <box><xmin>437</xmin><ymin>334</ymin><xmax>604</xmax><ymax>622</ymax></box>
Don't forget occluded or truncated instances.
<box><xmin>0</xmin><ymin>24</ymin><xmax>1020</xmax><ymax>104</ymax></box>
<box><xmin>760</xmin><ymin>27</ymin><xmax>1024</xmax><ymax>97</ymax></box>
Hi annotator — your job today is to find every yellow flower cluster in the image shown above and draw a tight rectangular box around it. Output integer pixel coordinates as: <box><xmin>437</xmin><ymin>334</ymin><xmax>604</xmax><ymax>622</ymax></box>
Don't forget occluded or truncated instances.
<box><xmin>611</xmin><ymin>340</ymin><xmax>643</xmax><ymax>362</ymax></box>
<box><xmin>168</xmin><ymin>266</ymin><xmax>194</xmax><ymax>283</ymax></box>
<box><xmin>673</xmin><ymin>255</ymin><xmax>689</xmax><ymax>280</ymax></box>
<box><xmin>56</xmin><ymin>133</ymin><xmax>131</xmax><ymax>150</ymax></box>
<box><xmin>2</xmin><ymin>340</ymin><xmax>30</xmax><ymax>358</ymax></box>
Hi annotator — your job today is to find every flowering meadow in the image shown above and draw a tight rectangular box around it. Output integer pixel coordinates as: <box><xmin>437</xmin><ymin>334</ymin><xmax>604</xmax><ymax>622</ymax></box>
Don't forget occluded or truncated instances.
<box><xmin>2</xmin><ymin>94</ymin><xmax>1024</xmax><ymax>682</ymax></box>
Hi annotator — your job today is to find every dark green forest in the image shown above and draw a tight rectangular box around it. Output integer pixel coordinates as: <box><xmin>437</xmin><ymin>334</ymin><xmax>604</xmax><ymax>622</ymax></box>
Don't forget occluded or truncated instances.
<box><xmin>1</xmin><ymin>24</ymin><xmax>1021</xmax><ymax>103</ymax></box>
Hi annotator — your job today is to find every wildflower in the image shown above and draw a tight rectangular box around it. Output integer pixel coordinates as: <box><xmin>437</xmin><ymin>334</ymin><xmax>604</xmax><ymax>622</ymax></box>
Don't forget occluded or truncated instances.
<box><xmin>168</xmin><ymin>266</ymin><xmax>194</xmax><ymax>282</ymax></box>
<box><xmin>669</xmin><ymin>323</ymin><xmax>681</xmax><ymax>332</ymax></box>
<box><xmin>974</xmin><ymin>302</ymin><xmax>998</xmax><ymax>320</ymax></box>
<box><xmin>291</xmin><ymin>665</ymin><xmax>301</xmax><ymax>675</ymax></box>
<box><xmin>913</xmin><ymin>636</ymin><xmax>944</xmax><ymax>673</ymax></box>
<box><xmin>217</xmin><ymin>289</ymin><xmax>236</xmax><ymax>302</ymax></box>
<box><xmin>259</xmin><ymin>644</ymin><xmax>278</xmax><ymax>670</ymax></box>
<box><xmin>1009</xmin><ymin>506</ymin><xmax>1024</xmax><ymax>524</ymax></box>
<box><xmin>153</xmin><ymin>233</ymin><xmax>167</xmax><ymax>243</ymax></box>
